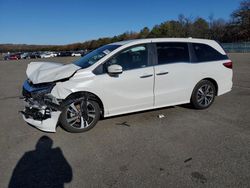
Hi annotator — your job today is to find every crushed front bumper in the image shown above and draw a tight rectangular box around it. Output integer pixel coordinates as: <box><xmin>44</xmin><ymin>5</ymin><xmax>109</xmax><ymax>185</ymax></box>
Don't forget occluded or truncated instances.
<box><xmin>21</xmin><ymin>80</ymin><xmax>62</xmax><ymax>132</ymax></box>
<box><xmin>21</xmin><ymin>97</ymin><xmax>61</xmax><ymax>132</ymax></box>
<box><xmin>22</xmin><ymin>111</ymin><xmax>61</xmax><ymax>132</ymax></box>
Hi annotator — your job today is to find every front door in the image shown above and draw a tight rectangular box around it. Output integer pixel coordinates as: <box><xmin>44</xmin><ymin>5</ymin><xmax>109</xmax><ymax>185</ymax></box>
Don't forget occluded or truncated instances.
<box><xmin>95</xmin><ymin>44</ymin><xmax>154</xmax><ymax>116</ymax></box>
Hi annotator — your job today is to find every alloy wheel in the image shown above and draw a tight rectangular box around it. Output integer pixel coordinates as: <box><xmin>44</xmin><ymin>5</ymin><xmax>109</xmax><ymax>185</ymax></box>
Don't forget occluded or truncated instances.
<box><xmin>196</xmin><ymin>84</ymin><xmax>215</xmax><ymax>107</ymax></box>
<box><xmin>66</xmin><ymin>101</ymin><xmax>96</xmax><ymax>129</ymax></box>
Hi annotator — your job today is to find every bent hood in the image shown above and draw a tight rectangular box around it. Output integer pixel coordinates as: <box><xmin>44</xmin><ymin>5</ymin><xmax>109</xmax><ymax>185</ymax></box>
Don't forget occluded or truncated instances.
<box><xmin>26</xmin><ymin>61</ymin><xmax>81</xmax><ymax>84</ymax></box>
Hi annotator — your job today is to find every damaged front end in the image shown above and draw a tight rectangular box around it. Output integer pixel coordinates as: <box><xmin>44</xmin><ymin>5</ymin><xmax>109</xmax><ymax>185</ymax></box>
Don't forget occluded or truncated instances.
<box><xmin>21</xmin><ymin>80</ymin><xmax>62</xmax><ymax>132</ymax></box>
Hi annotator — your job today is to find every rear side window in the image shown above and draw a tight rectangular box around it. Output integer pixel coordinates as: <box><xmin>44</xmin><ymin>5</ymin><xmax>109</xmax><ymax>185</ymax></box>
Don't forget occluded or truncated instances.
<box><xmin>192</xmin><ymin>43</ymin><xmax>227</xmax><ymax>62</ymax></box>
<box><xmin>156</xmin><ymin>42</ymin><xmax>189</xmax><ymax>64</ymax></box>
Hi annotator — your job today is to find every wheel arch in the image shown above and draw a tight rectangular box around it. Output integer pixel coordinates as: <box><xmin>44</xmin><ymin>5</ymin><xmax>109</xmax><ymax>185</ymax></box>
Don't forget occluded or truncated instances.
<box><xmin>64</xmin><ymin>91</ymin><xmax>105</xmax><ymax>117</ymax></box>
<box><xmin>189</xmin><ymin>78</ymin><xmax>218</xmax><ymax>109</ymax></box>
<box><xmin>191</xmin><ymin>78</ymin><xmax>219</xmax><ymax>102</ymax></box>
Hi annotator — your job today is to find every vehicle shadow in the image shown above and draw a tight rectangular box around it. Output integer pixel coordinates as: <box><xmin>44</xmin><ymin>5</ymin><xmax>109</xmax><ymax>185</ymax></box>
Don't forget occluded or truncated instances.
<box><xmin>8</xmin><ymin>136</ymin><xmax>72</xmax><ymax>188</ymax></box>
<box><xmin>101</xmin><ymin>106</ymin><xmax>175</xmax><ymax>120</ymax></box>
<box><xmin>178</xmin><ymin>103</ymin><xmax>195</xmax><ymax>109</ymax></box>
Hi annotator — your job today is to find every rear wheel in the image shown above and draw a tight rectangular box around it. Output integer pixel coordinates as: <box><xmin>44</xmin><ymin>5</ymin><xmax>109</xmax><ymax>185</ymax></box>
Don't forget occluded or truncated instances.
<box><xmin>191</xmin><ymin>80</ymin><xmax>216</xmax><ymax>109</ymax></box>
<box><xmin>60</xmin><ymin>98</ymin><xmax>100</xmax><ymax>133</ymax></box>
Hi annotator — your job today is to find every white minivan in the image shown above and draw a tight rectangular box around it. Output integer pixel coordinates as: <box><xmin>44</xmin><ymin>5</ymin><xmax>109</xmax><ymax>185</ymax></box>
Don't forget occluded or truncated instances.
<box><xmin>21</xmin><ymin>38</ymin><xmax>233</xmax><ymax>133</ymax></box>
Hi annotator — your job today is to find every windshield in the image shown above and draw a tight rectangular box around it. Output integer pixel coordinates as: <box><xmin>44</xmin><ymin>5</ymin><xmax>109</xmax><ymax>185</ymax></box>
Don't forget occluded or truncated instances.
<box><xmin>74</xmin><ymin>44</ymin><xmax>120</xmax><ymax>68</ymax></box>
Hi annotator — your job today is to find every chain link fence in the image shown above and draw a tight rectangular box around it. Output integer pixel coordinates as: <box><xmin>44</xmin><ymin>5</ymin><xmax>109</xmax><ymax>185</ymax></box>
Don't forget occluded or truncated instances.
<box><xmin>221</xmin><ymin>42</ymin><xmax>250</xmax><ymax>53</ymax></box>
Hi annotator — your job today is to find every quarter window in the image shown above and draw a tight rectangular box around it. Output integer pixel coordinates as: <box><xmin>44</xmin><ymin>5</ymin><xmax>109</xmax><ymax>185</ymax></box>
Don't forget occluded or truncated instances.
<box><xmin>156</xmin><ymin>43</ymin><xmax>189</xmax><ymax>64</ymax></box>
<box><xmin>192</xmin><ymin>43</ymin><xmax>227</xmax><ymax>62</ymax></box>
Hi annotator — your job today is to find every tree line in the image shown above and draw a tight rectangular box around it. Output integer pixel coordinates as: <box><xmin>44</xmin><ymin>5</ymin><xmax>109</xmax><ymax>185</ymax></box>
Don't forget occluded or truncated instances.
<box><xmin>1</xmin><ymin>0</ymin><xmax>249</xmax><ymax>53</ymax></box>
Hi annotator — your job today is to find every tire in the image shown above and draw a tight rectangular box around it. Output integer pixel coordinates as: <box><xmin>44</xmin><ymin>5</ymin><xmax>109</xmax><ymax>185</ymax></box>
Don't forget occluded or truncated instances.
<box><xmin>60</xmin><ymin>98</ymin><xmax>100</xmax><ymax>133</ymax></box>
<box><xmin>191</xmin><ymin>80</ymin><xmax>216</xmax><ymax>109</ymax></box>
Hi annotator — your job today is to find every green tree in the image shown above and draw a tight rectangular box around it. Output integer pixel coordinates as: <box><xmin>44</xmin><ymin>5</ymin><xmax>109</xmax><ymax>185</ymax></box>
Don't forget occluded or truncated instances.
<box><xmin>209</xmin><ymin>18</ymin><xmax>227</xmax><ymax>41</ymax></box>
<box><xmin>191</xmin><ymin>18</ymin><xmax>209</xmax><ymax>38</ymax></box>
<box><xmin>149</xmin><ymin>25</ymin><xmax>162</xmax><ymax>37</ymax></box>
<box><xmin>231</xmin><ymin>0</ymin><xmax>250</xmax><ymax>41</ymax></box>
<box><xmin>138</xmin><ymin>27</ymin><xmax>150</xmax><ymax>38</ymax></box>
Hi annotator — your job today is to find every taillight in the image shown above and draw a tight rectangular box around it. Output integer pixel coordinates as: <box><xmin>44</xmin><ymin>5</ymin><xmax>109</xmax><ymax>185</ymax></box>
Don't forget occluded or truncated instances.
<box><xmin>223</xmin><ymin>61</ymin><xmax>233</xmax><ymax>69</ymax></box>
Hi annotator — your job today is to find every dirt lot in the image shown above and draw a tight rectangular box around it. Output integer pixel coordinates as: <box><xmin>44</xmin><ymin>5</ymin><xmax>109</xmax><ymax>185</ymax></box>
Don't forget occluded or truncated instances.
<box><xmin>0</xmin><ymin>54</ymin><xmax>250</xmax><ymax>187</ymax></box>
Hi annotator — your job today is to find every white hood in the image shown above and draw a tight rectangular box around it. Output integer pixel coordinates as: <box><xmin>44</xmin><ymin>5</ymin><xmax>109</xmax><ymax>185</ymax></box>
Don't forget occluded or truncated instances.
<box><xmin>26</xmin><ymin>61</ymin><xmax>80</xmax><ymax>84</ymax></box>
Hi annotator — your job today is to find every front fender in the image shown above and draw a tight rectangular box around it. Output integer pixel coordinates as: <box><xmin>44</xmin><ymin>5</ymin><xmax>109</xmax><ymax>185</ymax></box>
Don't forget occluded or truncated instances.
<box><xmin>51</xmin><ymin>82</ymin><xmax>73</xmax><ymax>99</ymax></box>
<box><xmin>51</xmin><ymin>80</ymin><xmax>109</xmax><ymax>116</ymax></box>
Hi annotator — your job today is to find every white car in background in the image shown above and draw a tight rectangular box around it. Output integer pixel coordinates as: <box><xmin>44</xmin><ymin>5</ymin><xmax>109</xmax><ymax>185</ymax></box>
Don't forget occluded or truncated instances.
<box><xmin>21</xmin><ymin>38</ymin><xmax>233</xmax><ymax>133</ymax></box>
<box><xmin>40</xmin><ymin>52</ymin><xmax>57</xmax><ymax>58</ymax></box>
<box><xmin>71</xmin><ymin>52</ymin><xmax>82</xmax><ymax>57</ymax></box>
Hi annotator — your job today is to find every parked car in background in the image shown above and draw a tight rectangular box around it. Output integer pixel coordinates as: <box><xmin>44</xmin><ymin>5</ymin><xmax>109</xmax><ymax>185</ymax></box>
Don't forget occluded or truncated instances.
<box><xmin>5</xmin><ymin>53</ymin><xmax>21</xmax><ymax>60</ymax></box>
<box><xmin>71</xmin><ymin>51</ymin><xmax>82</xmax><ymax>57</ymax></box>
<box><xmin>29</xmin><ymin>52</ymin><xmax>41</xmax><ymax>59</ymax></box>
<box><xmin>3</xmin><ymin>54</ymin><xmax>10</xmax><ymax>60</ymax></box>
<box><xmin>40</xmin><ymin>52</ymin><xmax>57</xmax><ymax>58</ymax></box>
<box><xmin>21</xmin><ymin>52</ymin><xmax>30</xmax><ymax>59</ymax></box>
<box><xmin>57</xmin><ymin>51</ymin><xmax>72</xmax><ymax>57</ymax></box>
<box><xmin>51</xmin><ymin>52</ymin><xmax>57</xmax><ymax>57</ymax></box>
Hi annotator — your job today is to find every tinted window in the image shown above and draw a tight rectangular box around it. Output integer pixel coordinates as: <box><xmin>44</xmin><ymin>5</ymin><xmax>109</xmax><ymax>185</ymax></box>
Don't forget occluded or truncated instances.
<box><xmin>192</xmin><ymin>43</ymin><xmax>227</xmax><ymax>62</ymax></box>
<box><xmin>106</xmin><ymin>45</ymin><xmax>148</xmax><ymax>71</ymax></box>
<box><xmin>156</xmin><ymin>43</ymin><xmax>189</xmax><ymax>64</ymax></box>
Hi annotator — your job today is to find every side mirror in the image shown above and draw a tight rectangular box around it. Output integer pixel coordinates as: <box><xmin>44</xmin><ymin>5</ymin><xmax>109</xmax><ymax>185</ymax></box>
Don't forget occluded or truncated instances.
<box><xmin>107</xmin><ymin>64</ymin><xmax>123</xmax><ymax>75</ymax></box>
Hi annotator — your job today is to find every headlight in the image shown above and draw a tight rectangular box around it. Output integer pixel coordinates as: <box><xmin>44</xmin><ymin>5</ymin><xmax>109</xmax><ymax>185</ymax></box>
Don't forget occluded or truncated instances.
<box><xmin>23</xmin><ymin>79</ymin><xmax>55</xmax><ymax>98</ymax></box>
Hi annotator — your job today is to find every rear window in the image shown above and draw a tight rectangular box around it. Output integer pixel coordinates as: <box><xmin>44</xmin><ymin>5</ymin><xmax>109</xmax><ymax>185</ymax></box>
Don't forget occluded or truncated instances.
<box><xmin>192</xmin><ymin>43</ymin><xmax>227</xmax><ymax>62</ymax></box>
<box><xmin>156</xmin><ymin>42</ymin><xmax>190</xmax><ymax>64</ymax></box>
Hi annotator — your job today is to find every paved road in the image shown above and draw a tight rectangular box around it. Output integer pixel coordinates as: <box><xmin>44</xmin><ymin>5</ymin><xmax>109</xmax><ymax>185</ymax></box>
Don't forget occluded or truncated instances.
<box><xmin>0</xmin><ymin>54</ymin><xmax>250</xmax><ymax>187</ymax></box>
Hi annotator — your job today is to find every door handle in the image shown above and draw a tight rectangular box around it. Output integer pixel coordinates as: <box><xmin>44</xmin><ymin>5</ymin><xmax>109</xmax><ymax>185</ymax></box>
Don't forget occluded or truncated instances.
<box><xmin>140</xmin><ymin>74</ymin><xmax>153</xmax><ymax>78</ymax></box>
<box><xmin>156</xmin><ymin>71</ymin><xmax>169</xmax><ymax>76</ymax></box>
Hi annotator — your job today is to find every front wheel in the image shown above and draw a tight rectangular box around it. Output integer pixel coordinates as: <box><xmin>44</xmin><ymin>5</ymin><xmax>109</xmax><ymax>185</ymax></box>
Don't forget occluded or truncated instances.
<box><xmin>191</xmin><ymin>80</ymin><xmax>216</xmax><ymax>109</ymax></box>
<box><xmin>60</xmin><ymin>98</ymin><xmax>100</xmax><ymax>133</ymax></box>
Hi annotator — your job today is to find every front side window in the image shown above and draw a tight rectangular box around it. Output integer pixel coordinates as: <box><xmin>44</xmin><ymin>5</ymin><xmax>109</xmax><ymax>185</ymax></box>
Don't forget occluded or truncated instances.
<box><xmin>74</xmin><ymin>44</ymin><xmax>120</xmax><ymax>68</ymax></box>
<box><xmin>192</xmin><ymin>43</ymin><xmax>227</xmax><ymax>62</ymax></box>
<box><xmin>106</xmin><ymin>45</ymin><xmax>148</xmax><ymax>71</ymax></box>
<box><xmin>156</xmin><ymin>42</ymin><xmax>190</xmax><ymax>64</ymax></box>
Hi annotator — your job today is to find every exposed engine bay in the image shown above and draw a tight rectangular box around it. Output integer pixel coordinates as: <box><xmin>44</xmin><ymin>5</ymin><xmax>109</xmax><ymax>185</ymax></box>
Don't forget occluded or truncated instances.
<box><xmin>21</xmin><ymin>79</ymin><xmax>63</xmax><ymax>132</ymax></box>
